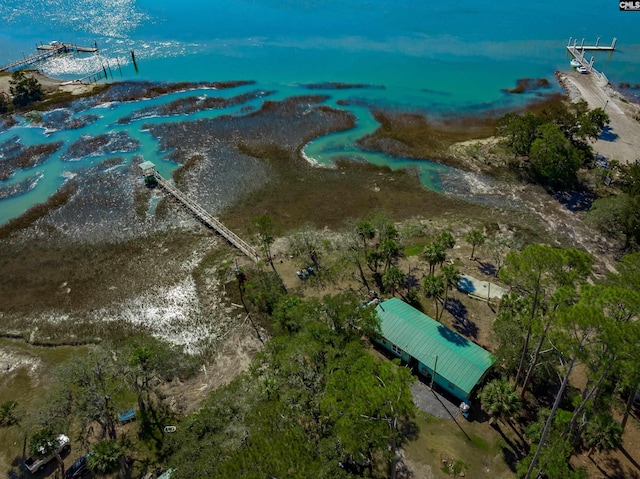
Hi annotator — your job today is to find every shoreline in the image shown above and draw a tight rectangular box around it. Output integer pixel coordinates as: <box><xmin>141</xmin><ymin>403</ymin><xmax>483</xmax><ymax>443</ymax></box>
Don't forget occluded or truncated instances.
<box><xmin>556</xmin><ymin>69</ymin><xmax>640</xmax><ymax>164</ymax></box>
<box><xmin>0</xmin><ymin>70</ymin><xmax>98</xmax><ymax>97</ymax></box>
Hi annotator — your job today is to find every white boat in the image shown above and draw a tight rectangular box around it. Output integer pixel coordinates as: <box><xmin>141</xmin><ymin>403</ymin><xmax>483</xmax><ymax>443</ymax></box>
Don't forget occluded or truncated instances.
<box><xmin>577</xmin><ymin>66</ymin><xmax>589</xmax><ymax>74</ymax></box>
<box><xmin>570</xmin><ymin>58</ymin><xmax>581</xmax><ymax>67</ymax></box>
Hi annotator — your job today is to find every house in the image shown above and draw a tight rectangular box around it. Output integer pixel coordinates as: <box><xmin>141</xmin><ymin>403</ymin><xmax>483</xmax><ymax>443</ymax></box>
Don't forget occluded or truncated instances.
<box><xmin>374</xmin><ymin>298</ymin><xmax>495</xmax><ymax>403</ymax></box>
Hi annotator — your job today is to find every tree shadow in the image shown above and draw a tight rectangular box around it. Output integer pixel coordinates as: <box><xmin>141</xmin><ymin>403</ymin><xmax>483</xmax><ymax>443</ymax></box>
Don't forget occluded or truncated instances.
<box><xmin>396</xmin><ymin>457</ymin><xmax>416</xmax><ymax>479</ymax></box>
<box><xmin>477</xmin><ymin>261</ymin><xmax>497</xmax><ymax>276</ymax></box>
<box><xmin>599</xmin><ymin>125</ymin><xmax>618</xmax><ymax>142</ymax></box>
<box><xmin>400</xmin><ymin>419</ymin><xmax>420</xmax><ymax>443</ymax></box>
<box><xmin>502</xmin><ymin>446</ymin><xmax>519</xmax><ymax>473</ymax></box>
<box><xmin>620</xmin><ymin>446</ymin><xmax>640</xmax><ymax>473</ymax></box>
<box><xmin>446</xmin><ymin>299</ymin><xmax>478</xmax><ymax>340</ymax></box>
<box><xmin>445</xmin><ymin>298</ymin><xmax>468</xmax><ymax>322</ymax></box>
<box><xmin>457</xmin><ymin>277</ymin><xmax>475</xmax><ymax>295</ymax></box>
<box><xmin>553</xmin><ymin>190</ymin><xmax>595</xmax><ymax>212</ymax></box>
<box><xmin>404</xmin><ymin>272</ymin><xmax>420</xmax><ymax>290</ymax></box>
<box><xmin>600</xmin><ymin>453</ymin><xmax>640</xmax><ymax>479</ymax></box>
<box><xmin>437</xmin><ymin>325</ymin><xmax>470</xmax><ymax>347</ymax></box>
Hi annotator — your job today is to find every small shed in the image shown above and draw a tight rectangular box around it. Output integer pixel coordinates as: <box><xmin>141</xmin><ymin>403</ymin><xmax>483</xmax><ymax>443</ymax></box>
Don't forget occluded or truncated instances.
<box><xmin>375</xmin><ymin>298</ymin><xmax>495</xmax><ymax>402</ymax></box>
<box><xmin>138</xmin><ymin>160</ymin><xmax>156</xmax><ymax>177</ymax></box>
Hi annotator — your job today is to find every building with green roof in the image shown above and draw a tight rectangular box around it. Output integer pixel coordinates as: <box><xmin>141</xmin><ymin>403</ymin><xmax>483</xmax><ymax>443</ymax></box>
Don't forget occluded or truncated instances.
<box><xmin>374</xmin><ymin>297</ymin><xmax>495</xmax><ymax>402</ymax></box>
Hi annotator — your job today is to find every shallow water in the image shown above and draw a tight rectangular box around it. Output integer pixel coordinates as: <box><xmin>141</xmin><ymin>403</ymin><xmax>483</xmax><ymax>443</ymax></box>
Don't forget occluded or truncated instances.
<box><xmin>1</xmin><ymin>1</ymin><xmax>639</xmax><ymax>224</ymax></box>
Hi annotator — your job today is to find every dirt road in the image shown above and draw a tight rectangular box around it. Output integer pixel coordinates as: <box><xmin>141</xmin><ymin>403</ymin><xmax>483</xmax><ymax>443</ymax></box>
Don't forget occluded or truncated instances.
<box><xmin>558</xmin><ymin>70</ymin><xmax>640</xmax><ymax>164</ymax></box>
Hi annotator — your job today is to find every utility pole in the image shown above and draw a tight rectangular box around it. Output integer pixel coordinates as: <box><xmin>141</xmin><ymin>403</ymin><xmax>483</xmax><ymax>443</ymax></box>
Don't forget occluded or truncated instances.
<box><xmin>431</xmin><ymin>355</ymin><xmax>438</xmax><ymax>389</ymax></box>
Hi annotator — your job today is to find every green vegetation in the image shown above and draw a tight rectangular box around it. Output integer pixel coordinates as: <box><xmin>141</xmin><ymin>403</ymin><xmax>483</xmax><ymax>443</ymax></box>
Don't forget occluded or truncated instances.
<box><xmin>0</xmin><ymin>400</ymin><xmax>20</xmax><ymax>426</ymax></box>
<box><xmin>2</xmin><ymin>194</ymin><xmax>640</xmax><ymax>479</ymax></box>
<box><xmin>0</xmin><ymin>92</ymin><xmax>9</xmax><ymax>114</ymax></box>
<box><xmin>496</xmin><ymin>100</ymin><xmax>609</xmax><ymax>189</ymax></box>
<box><xmin>587</xmin><ymin>162</ymin><xmax>640</xmax><ymax>251</ymax></box>
<box><xmin>5</xmin><ymin>66</ymin><xmax>640</xmax><ymax>479</ymax></box>
<box><xmin>491</xmin><ymin>244</ymin><xmax>640</xmax><ymax>479</ymax></box>
<box><xmin>164</xmin><ymin>291</ymin><xmax>413</xmax><ymax>478</ymax></box>
<box><xmin>9</xmin><ymin>71</ymin><xmax>43</xmax><ymax>107</ymax></box>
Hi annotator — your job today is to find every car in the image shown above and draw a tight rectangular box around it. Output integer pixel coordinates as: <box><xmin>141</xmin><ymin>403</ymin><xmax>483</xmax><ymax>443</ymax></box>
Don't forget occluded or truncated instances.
<box><xmin>65</xmin><ymin>453</ymin><xmax>91</xmax><ymax>478</ymax></box>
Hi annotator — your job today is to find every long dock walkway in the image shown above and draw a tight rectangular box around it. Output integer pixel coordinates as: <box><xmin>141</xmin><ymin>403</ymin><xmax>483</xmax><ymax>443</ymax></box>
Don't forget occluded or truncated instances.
<box><xmin>0</xmin><ymin>43</ymin><xmax>98</xmax><ymax>73</ymax></box>
<box><xmin>139</xmin><ymin>161</ymin><xmax>261</xmax><ymax>262</ymax></box>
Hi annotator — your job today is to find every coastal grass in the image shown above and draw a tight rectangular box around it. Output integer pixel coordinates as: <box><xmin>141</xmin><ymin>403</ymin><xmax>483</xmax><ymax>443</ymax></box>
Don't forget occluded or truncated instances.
<box><xmin>0</xmin><ymin>230</ymin><xmax>205</xmax><ymax>319</ymax></box>
<box><xmin>358</xmin><ymin>110</ymin><xmax>498</xmax><ymax>165</ymax></box>
<box><xmin>220</xmin><ymin>148</ymin><xmax>496</xmax><ymax>235</ymax></box>
<box><xmin>0</xmin><ymin>182</ymin><xmax>77</xmax><ymax>239</ymax></box>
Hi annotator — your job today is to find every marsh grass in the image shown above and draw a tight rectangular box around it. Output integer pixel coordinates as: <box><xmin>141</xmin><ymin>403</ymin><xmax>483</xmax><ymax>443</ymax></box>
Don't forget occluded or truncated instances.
<box><xmin>0</xmin><ymin>141</ymin><xmax>64</xmax><ymax>180</ymax></box>
<box><xmin>134</xmin><ymin>185</ymin><xmax>152</xmax><ymax>219</ymax></box>
<box><xmin>0</xmin><ymin>183</ymin><xmax>77</xmax><ymax>239</ymax></box>
<box><xmin>34</xmin><ymin>84</ymin><xmax>110</xmax><ymax>111</ymax></box>
<box><xmin>358</xmin><ymin>110</ymin><xmax>498</xmax><ymax>165</ymax></box>
<box><xmin>0</xmin><ymin>230</ymin><xmax>204</xmax><ymax>317</ymax></box>
<box><xmin>173</xmin><ymin>154</ymin><xmax>206</xmax><ymax>187</ymax></box>
<box><xmin>221</xmin><ymin>151</ymin><xmax>495</xmax><ymax>235</ymax></box>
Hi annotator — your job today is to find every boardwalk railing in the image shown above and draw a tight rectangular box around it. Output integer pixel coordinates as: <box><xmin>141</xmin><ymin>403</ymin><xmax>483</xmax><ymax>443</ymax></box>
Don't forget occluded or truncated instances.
<box><xmin>566</xmin><ymin>45</ymin><xmax>609</xmax><ymax>85</ymax></box>
<box><xmin>153</xmin><ymin>173</ymin><xmax>261</xmax><ymax>262</ymax></box>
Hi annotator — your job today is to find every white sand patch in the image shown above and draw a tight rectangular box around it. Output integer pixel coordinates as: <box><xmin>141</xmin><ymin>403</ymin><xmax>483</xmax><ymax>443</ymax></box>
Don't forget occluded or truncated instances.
<box><xmin>91</xmin><ymin>275</ymin><xmax>241</xmax><ymax>354</ymax></box>
<box><xmin>0</xmin><ymin>348</ymin><xmax>41</xmax><ymax>376</ymax></box>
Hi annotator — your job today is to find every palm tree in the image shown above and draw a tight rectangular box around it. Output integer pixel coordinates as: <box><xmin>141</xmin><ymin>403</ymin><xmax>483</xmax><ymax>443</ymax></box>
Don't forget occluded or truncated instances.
<box><xmin>356</xmin><ymin>219</ymin><xmax>376</xmax><ymax>257</ymax></box>
<box><xmin>422</xmin><ymin>241</ymin><xmax>446</xmax><ymax>276</ymax></box>
<box><xmin>422</xmin><ymin>274</ymin><xmax>445</xmax><ymax>320</ymax></box>
<box><xmin>383</xmin><ymin>266</ymin><xmax>405</xmax><ymax>296</ymax></box>
<box><xmin>479</xmin><ymin>378</ymin><xmax>521</xmax><ymax>425</ymax></box>
<box><xmin>88</xmin><ymin>439</ymin><xmax>124</xmax><ymax>475</ymax></box>
<box><xmin>466</xmin><ymin>229</ymin><xmax>485</xmax><ymax>260</ymax></box>
<box><xmin>440</xmin><ymin>264</ymin><xmax>461</xmax><ymax>320</ymax></box>
<box><xmin>438</xmin><ymin>230</ymin><xmax>456</xmax><ymax>250</ymax></box>
<box><xmin>0</xmin><ymin>400</ymin><xmax>20</xmax><ymax>426</ymax></box>
<box><xmin>583</xmin><ymin>413</ymin><xmax>623</xmax><ymax>457</ymax></box>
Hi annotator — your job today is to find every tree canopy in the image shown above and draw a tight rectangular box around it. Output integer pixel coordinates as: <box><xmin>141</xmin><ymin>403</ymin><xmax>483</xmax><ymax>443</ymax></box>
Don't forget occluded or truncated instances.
<box><xmin>9</xmin><ymin>71</ymin><xmax>43</xmax><ymax>107</ymax></box>
<box><xmin>496</xmin><ymin>100</ymin><xmax>609</xmax><ymax>189</ymax></box>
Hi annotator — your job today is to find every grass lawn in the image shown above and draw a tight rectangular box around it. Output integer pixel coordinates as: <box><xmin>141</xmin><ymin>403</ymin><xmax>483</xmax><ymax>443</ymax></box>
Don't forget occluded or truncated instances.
<box><xmin>405</xmin><ymin>412</ymin><xmax>516</xmax><ymax>479</ymax></box>
<box><xmin>0</xmin><ymin>340</ymin><xmax>89</xmax><ymax>475</ymax></box>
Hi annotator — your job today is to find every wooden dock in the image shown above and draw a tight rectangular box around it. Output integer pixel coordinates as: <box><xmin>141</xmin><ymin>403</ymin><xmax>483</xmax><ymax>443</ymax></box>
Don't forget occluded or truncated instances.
<box><xmin>567</xmin><ymin>37</ymin><xmax>616</xmax><ymax>52</ymax></box>
<box><xmin>0</xmin><ymin>42</ymin><xmax>98</xmax><ymax>73</ymax></box>
<box><xmin>139</xmin><ymin>161</ymin><xmax>261</xmax><ymax>262</ymax></box>
<box><xmin>566</xmin><ymin>37</ymin><xmax>614</xmax><ymax>86</ymax></box>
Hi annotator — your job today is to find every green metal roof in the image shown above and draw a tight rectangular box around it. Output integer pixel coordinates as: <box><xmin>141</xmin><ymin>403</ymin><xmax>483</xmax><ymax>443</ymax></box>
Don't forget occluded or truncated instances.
<box><xmin>138</xmin><ymin>160</ymin><xmax>156</xmax><ymax>171</ymax></box>
<box><xmin>376</xmin><ymin>298</ymin><xmax>495</xmax><ymax>397</ymax></box>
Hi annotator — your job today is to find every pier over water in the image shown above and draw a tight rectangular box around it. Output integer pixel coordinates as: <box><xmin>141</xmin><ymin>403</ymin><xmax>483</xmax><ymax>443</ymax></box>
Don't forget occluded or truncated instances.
<box><xmin>0</xmin><ymin>42</ymin><xmax>98</xmax><ymax>73</ymax></box>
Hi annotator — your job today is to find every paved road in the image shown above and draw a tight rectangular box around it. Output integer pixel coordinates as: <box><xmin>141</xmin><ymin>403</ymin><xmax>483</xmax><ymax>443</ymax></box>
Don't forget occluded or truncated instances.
<box><xmin>559</xmin><ymin>71</ymin><xmax>640</xmax><ymax>164</ymax></box>
<box><xmin>410</xmin><ymin>379</ymin><xmax>461</xmax><ymax>420</ymax></box>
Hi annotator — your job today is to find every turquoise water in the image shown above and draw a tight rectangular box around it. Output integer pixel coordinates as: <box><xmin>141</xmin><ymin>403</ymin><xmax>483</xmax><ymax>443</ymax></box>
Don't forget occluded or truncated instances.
<box><xmin>1</xmin><ymin>1</ymin><xmax>639</xmax><ymax>224</ymax></box>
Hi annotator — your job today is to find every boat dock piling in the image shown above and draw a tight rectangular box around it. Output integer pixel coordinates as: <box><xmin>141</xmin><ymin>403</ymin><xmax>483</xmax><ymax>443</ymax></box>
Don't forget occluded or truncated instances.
<box><xmin>0</xmin><ymin>42</ymin><xmax>98</xmax><ymax>73</ymax></box>
<box><xmin>567</xmin><ymin>37</ymin><xmax>616</xmax><ymax>52</ymax></box>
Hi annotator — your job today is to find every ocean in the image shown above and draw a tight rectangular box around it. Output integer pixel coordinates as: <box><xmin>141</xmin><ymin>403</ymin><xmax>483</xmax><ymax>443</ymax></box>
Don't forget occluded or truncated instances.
<box><xmin>1</xmin><ymin>0</ymin><xmax>639</xmax><ymax>224</ymax></box>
